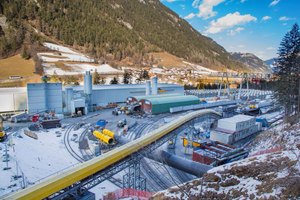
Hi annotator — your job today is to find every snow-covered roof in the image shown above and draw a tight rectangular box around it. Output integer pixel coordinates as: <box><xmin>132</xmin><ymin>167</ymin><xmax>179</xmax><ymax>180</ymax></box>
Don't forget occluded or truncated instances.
<box><xmin>219</xmin><ymin>114</ymin><xmax>254</xmax><ymax>123</ymax></box>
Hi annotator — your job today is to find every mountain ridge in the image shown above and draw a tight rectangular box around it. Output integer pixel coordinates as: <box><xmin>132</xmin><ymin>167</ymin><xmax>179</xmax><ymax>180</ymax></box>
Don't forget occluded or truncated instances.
<box><xmin>230</xmin><ymin>52</ymin><xmax>272</xmax><ymax>73</ymax></box>
<box><xmin>0</xmin><ymin>0</ymin><xmax>269</xmax><ymax>73</ymax></box>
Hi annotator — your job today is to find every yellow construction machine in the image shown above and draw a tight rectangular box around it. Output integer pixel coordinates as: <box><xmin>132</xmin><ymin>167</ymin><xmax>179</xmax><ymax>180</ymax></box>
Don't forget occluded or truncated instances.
<box><xmin>0</xmin><ymin>116</ymin><xmax>7</xmax><ymax>142</ymax></box>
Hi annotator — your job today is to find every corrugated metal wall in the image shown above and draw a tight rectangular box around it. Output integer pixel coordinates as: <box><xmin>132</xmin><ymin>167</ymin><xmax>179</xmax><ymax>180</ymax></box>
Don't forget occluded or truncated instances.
<box><xmin>152</xmin><ymin>99</ymin><xmax>199</xmax><ymax>114</ymax></box>
<box><xmin>91</xmin><ymin>85</ymin><xmax>183</xmax><ymax>106</ymax></box>
<box><xmin>0</xmin><ymin>88</ymin><xmax>27</xmax><ymax>112</ymax></box>
<box><xmin>27</xmin><ymin>83</ymin><xmax>63</xmax><ymax>114</ymax></box>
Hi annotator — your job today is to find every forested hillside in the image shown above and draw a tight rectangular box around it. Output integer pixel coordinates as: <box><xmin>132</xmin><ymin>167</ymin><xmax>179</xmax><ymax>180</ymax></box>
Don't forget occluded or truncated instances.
<box><xmin>0</xmin><ymin>0</ymin><xmax>246</xmax><ymax>71</ymax></box>
<box><xmin>231</xmin><ymin>52</ymin><xmax>272</xmax><ymax>73</ymax></box>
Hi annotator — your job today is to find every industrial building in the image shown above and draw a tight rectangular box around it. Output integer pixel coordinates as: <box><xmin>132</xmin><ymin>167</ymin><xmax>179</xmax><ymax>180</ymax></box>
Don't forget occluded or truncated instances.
<box><xmin>140</xmin><ymin>95</ymin><xmax>200</xmax><ymax>114</ymax></box>
<box><xmin>25</xmin><ymin>72</ymin><xmax>184</xmax><ymax>115</ymax></box>
<box><xmin>210</xmin><ymin>114</ymin><xmax>261</xmax><ymax>144</ymax></box>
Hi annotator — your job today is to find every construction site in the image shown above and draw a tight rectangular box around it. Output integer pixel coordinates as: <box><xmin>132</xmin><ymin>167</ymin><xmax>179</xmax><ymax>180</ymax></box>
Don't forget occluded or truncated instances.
<box><xmin>0</xmin><ymin>71</ymin><xmax>284</xmax><ymax>200</ymax></box>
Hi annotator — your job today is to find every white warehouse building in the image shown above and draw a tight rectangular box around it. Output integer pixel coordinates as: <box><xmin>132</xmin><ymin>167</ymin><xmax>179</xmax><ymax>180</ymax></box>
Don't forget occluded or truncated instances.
<box><xmin>0</xmin><ymin>87</ymin><xmax>27</xmax><ymax>113</ymax></box>
<box><xmin>210</xmin><ymin>114</ymin><xmax>261</xmax><ymax>144</ymax></box>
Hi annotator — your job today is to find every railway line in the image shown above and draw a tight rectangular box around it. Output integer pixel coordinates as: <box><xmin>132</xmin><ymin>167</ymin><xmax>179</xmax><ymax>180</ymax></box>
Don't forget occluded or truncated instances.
<box><xmin>140</xmin><ymin>115</ymin><xmax>195</xmax><ymax>190</ymax></box>
<box><xmin>78</xmin><ymin>127</ymin><xmax>94</xmax><ymax>161</ymax></box>
<box><xmin>63</xmin><ymin>124</ymin><xmax>84</xmax><ymax>163</ymax></box>
<box><xmin>65</xmin><ymin>124</ymin><xmax>124</xmax><ymax>188</ymax></box>
<box><xmin>141</xmin><ymin>159</ymin><xmax>170</xmax><ymax>191</ymax></box>
<box><xmin>131</xmin><ymin>114</ymin><xmax>196</xmax><ymax>191</ymax></box>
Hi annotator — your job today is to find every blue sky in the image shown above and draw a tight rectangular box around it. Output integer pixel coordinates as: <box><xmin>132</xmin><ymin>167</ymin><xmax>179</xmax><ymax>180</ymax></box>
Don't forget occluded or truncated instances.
<box><xmin>160</xmin><ymin>0</ymin><xmax>299</xmax><ymax>60</ymax></box>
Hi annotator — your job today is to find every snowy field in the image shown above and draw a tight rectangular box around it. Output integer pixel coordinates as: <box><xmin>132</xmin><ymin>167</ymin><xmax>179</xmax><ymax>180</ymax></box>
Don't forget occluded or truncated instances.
<box><xmin>38</xmin><ymin>43</ymin><xmax>94</xmax><ymax>63</ymax></box>
<box><xmin>0</xmin><ymin>126</ymin><xmax>120</xmax><ymax>198</ymax></box>
<box><xmin>183</xmin><ymin>61</ymin><xmax>218</xmax><ymax>74</ymax></box>
<box><xmin>43</xmin><ymin>63</ymin><xmax>123</xmax><ymax>76</ymax></box>
<box><xmin>0</xmin><ymin>127</ymin><xmax>80</xmax><ymax>197</ymax></box>
<box><xmin>38</xmin><ymin>42</ymin><xmax>124</xmax><ymax>76</ymax></box>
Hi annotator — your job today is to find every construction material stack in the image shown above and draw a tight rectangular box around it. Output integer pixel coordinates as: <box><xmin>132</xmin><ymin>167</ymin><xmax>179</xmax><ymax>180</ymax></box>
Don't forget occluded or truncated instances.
<box><xmin>93</xmin><ymin>129</ymin><xmax>115</xmax><ymax>145</ymax></box>
<box><xmin>210</xmin><ymin>114</ymin><xmax>261</xmax><ymax>144</ymax></box>
<box><xmin>40</xmin><ymin>119</ymin><xmax>61</xmax><ymax>129</ymax></box>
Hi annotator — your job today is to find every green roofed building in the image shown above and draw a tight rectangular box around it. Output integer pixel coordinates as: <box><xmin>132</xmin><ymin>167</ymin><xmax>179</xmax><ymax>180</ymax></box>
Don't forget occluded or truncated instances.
<box><xmin>140</xmin><ymin>95</ymin><xmax>200</xmax><ymax>114</ymax></box>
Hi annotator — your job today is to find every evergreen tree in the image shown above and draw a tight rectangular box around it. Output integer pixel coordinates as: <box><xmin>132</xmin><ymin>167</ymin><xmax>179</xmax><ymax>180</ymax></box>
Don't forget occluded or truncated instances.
<box><xmin>110</xmin><ymin>77</ymin><xmax>119</xmax><ymax>84</ymax></box>
<box><xmin>139</xmin><ymin>70</ymin><xmax>149</xmax><ymax>81</ymax></box>
<box><xmin>100</xmin><ymin>77</ymin><xmax>106</xmax><ymax>84</ymax></box>
<box><xmin>64</xmin><ymin>76</ymin><xmax>79</xmax><ymax>85</ymax></box>
<box><xmin>274</xmin><ymin>23</ymin><xmax>300</xmax><ymax>118</ymax></box>
<box><xmin>123</xmin><ymin>71</ymin><xmax>132</xmax><ymax>84</ymax></box>
<box><xmin>93</xmin><ymin>69</ymin><xmax>100</xmax><ymax>85</ymax></box>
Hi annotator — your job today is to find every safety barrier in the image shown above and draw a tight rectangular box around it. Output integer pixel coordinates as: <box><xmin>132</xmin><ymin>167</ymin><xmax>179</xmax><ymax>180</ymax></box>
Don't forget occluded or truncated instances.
<box><xmin>250</xmin><ymin>146</ymin><xmax>282</xmax><ymax>157</ymax></box>
<box><xmin>103</xmin><ymin>189</ymin><xmax>153</xmax><ymax>200</ymax></box>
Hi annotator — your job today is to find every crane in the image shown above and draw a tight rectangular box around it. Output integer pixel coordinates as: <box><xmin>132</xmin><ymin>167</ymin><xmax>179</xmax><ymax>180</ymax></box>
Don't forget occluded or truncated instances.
<box><xmin>218</xmin><ymin>72</ymin><xmax>231</xmax><ymax>98</ymax></box>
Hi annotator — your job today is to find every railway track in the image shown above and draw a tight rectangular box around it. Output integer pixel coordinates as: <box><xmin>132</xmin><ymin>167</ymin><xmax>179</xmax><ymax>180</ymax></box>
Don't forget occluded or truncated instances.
<box><xmin>64</xmin><ymin>124</ymin><xmax>123</xmax><ymax>188</ymax></box>
<box><xmin>133</xmin><ymin>123</ymin><xmax>150</xmax><ymax>140</ymax></box>
<box><xmin>63</xmin><ymin>124</ymin><xmax>85</xmax><ymax>162</ymax></box>
<box><xmin>172</xmin><ymin>167</ymin><xmax>193</xmax><ymax>183</ymax></box>
<box><xmin>135</xmin><ymin>115</ymin><xmax>185</xmax><ymax>191</ymax></box>
<box><xmin>79</xmin><ymin>128</ymin><xmax>94</xmax><ymax>161</ymax></box>
<box><xmin>141</xmin><ymin>159</ymin><xmax>170</xmax><ymax>191</ymax></box>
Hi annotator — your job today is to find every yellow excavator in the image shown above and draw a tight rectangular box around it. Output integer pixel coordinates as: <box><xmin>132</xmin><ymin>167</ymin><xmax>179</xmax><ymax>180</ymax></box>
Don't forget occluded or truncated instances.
<box><xmin>0</xmin><ymin>115</ymin><xmax>7</xmax><ymax>142</ymax></box>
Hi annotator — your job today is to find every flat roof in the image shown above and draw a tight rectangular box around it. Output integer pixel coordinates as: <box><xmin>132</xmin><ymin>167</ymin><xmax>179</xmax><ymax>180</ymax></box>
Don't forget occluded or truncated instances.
<box><xmin>143</xmin><ymin>95</ymin><xmax>199</xmax><ymax>105</ymax></box>
<box><xmin>219</xmin><ymin>114</ymin><xmax>254</xmax><ymax>123</ymax></box>
<box><xmin>214</xmin><ymin>128</ymin><xmax>235</xmax><ymax>134</ymax></box>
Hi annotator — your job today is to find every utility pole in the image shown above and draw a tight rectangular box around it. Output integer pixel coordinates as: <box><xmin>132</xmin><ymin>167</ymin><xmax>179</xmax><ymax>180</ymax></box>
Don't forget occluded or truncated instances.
<box><xmin>21</xmin><ymin>172</ymin><xmax>26</xmax><ymax>189</ymax></box>
<box><xmin>218</xmin><ymin>73</ymin><xmax>224</xmax><ymax>97</ymax></box>
<box><xmin>3</xmin><ymin>144</ymin><xmax>11</xmax><ymax>170</ymax></box>
<box><xmin>238</xmin><ymin>73</ymin><xmax>243</xmax><ymax>100</ymax></box>
<box><xmin>298</xmin><ymin>78</ymin><xmax>300</xmax><ymax>115</ymax></box>
<box><xmin>246</xmin><ymin>73</ymin><xmax>249</xmax><ymax>101</ymax></box>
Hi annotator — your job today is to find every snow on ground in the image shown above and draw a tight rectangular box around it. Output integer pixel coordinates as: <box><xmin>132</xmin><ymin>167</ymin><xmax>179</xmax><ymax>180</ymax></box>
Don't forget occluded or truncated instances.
<box><xmin>154</xmin><ymin>149</ymin><xmax>300</xmax><ymax>200</ymax></box>
<box><xmin>90</xmin><ymin>180</ymin><xmax>119</xmax><ymax>199</ymax></box>
<box><xmin>0</xmin><ymin>127</ymin><xmax>81</xmax><ymax>197</ymax></box>
<box><xmin>183</xmin><ymin>61</ymin><xmax>217</xmax><ymax>73</ymax></box>
<box><xmin>43</xmin><ymin>63</ymin><xmax>123</xmax><ymax>76</ymax></box>
<box><xmin>38</xmin><ymin>42</ymin><xmax>94</xmax><ymax>63</ymax></box>
<box><xmin>43</xmin><ymin>43</ymin><xmax>78</xmax><ymax>54</ymax></box>
<box><xmin>41</xmin><ymin>42</ymin><xmax>125</xmax><ymax>75</ymax></box>
<box><xmin>152</xmin><ymin>122</ymin><xmax>300</xmax><ymax>200</ymax></box>
<box><xmin>38</xmin><ymin>52</ymin><xmax>94</xmax><ymax>63</ymax></box>
<box><xmin>150</xmin><ymin>67</ymin><xmax>165</xmax><ymax>74</ymax></box>
<box><xmin>248</xmin><ymin>121</ymin><xmax>300</xmax><ymax>155</ymax></box>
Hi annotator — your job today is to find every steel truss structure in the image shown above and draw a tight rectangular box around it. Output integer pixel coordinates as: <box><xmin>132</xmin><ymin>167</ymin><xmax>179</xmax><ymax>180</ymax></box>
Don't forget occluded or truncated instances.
<box><xmin>48</xmin><ymin>113</ymin><xmax>220</xmax><ymax>200</ymax></box>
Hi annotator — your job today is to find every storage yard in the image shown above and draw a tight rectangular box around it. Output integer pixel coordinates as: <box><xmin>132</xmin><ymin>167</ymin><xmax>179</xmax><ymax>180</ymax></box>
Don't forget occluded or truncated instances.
<box><xmin>0</xmin><ymin>73</ymin><xmax>285</xmax><ymax>200</ymax></box>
